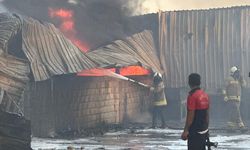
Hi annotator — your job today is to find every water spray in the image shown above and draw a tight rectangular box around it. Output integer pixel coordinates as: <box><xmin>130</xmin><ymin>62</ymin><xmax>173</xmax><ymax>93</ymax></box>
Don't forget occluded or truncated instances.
<box><xmin>100</xmin><ymin>69</ymin><xmax>150</xmax><ymax>88</ymax></box>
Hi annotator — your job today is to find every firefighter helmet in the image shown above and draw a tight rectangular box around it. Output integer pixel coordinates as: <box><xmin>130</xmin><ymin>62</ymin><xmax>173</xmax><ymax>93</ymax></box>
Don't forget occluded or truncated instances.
<box><xmin>153</xmin><ymin>72</ymin><xmax>162</xmax><ymax>78</ymax></box>
<box><xmin>153</xmin><ymin>72</ymin><xmax>163</xmax><ymax>84</ymax></box>
<box><xmin>230</xmin><ymin>66</ymin><xmax>238</xmax><ymax>74</ymax></box>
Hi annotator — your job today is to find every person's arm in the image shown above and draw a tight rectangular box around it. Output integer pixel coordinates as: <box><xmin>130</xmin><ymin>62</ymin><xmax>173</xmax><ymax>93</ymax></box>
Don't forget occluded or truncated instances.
<box><xmin>240</xmin><ymin>78</ymin><xmax>246</xmax><ymax>88</ymax></box>
<box><xmin>222</xmin><ymin>78</ymin><xmax>229</xmax><ymax>101</ymax></box>
<box><xmin>181</xmin><ymin>109</ymin><xmax>195</xmax><ymax>140</ymax></box>
<box><xmin>181</xmin><ymin>94</ymin><xmax>196</xmax><ymax>140</ymax></box>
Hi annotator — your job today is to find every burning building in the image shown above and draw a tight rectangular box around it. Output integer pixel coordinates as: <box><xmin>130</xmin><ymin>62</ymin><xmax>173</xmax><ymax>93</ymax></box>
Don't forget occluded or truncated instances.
<box><xmin>26</xmin><ymin>30</ymin><xmax>162</xmax><ymax>137</ymax></box>
<box><xmin>0</xmin><ymin>10</ymin><xmax>97</xmax><ymax>148</ymax></box>
<box><xmin>0</xmin><ymin>2</ymin><xmax>161</xmax><ymax>145</ymax></box>
<box><xmin>0</xmin><ymin>1</ymin><xmax>250</xmax><ymax>149</ymax></box>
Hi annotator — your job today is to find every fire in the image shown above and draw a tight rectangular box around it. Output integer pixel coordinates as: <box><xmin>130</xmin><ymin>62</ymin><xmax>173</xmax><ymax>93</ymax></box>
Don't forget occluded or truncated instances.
<box><xmin>77</xmin><ymin>68</ymin><xmax>116</xmax><ymax>76</ymax></box>
<box><xmin>48</xmin><ymin>7</ymin><xmax>88</xmax><ymax>52</ymax></box>
<box><xmin>78</xmin><ymin>66</ymin><xmax>150</xmax><ymax>76</ymax></box>
<box><xmin>61</xmin><ymin>21</ymin><xmax>74</xmax><ymax>32</ymax></box>
<box><xmin>49</xmin><ymin>8</ymin><xmax>149</xmax><ymax>77</ymax></box>
<box><xmin>120</xmin><ymin>66</ymin><xmax>150</xmax><ymax>76</ymax></box>
<box><xmin>71</xmin><ymin>38</ymin><xmax>88</xmax><ymax>52</ymax></box>
<box><xmin>49</xmin><ymin>8</ymin><xmax>73</xmax><ymax>18</ymax></box>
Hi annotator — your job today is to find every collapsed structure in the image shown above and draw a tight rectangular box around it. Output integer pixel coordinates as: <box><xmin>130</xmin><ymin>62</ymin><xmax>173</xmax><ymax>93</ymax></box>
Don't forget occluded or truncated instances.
<box><xmin>0</xmin><ymin>4</ymin><xmax>250</xmax><ymax>149</ymax></box>
<box><xmin>0</xmin><ymin>12</ymin><xmax>99</xmax><ymax>148</ymax></box>
<box><xmin>0</xmin><ymin>12</ymin><xmax>161</xmax><ymax>145</ymax></box>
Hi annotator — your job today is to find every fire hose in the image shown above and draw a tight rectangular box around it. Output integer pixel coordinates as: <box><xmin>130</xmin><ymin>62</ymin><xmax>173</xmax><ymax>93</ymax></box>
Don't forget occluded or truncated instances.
<box><xmin>104</xmin><ymin>70</ymin><xmax>220</xmax><ymax>149</ymax></box>
<box><xmin>102</xmin><ymin>69</ymin><xmax>150</xmax><ymax>88</ymax></box>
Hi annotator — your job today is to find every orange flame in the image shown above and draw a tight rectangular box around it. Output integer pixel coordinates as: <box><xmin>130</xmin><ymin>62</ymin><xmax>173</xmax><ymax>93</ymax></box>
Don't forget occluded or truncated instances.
<box><xmin>77</xmin><ymin>68</ymin><xmax>116</xmax><ymax>76</ymax></box>
<box><xmin>78</xmin><ymin>66</ymin><xmax>149</xmax><ymax>76</ymax></box>
<box><xmin>120</xmin><ymin>66</ymin><xmax>150</xmax><ymax>76</ymax></box>
<box><xmin>49</xmin><ymin>8</ymin><xmax>149</xmax><ymax>76</ymax></box>
<box><xmin>49</xmin><ymin>8</ymin><xmax>73</xmax><ymax>18</ymax></box>
<box><xmin>48</xmin><ymin>7</ymin><xmax>88</xmax><ymax>52</ymax></box>
<box><xmin>61</xmin><ymin>21</ymin><xmax>74</xmax><ymax>32</ymax></box>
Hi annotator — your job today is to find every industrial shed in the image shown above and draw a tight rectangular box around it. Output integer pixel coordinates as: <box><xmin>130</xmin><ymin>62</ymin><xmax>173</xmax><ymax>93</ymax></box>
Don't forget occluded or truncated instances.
<box><xmin>0</xmin><ymin>12</ymin><xmax>161</xmax><ymax>137</ymax></box>
<box><xmin>158</xmin><ymin>6</ymin><xmax>250</xmax><ymax>121</ymax></box>
<box><xmin>159</xmin><ymin>6</ymin><xmax>250</xmax><ymax>91</ymax></box>
<box><xmin>26</xmin><ymin>30</ymin><xmax>161</xmax><ymax>137</ymax></box>
<box><xmin>0</xmin><ymin>13</ymin><xmax>97</xmax><ymax>114</ymax></box>
<box><xmin>0</xmin><ymin>12</ymin><xmax>97</xmax><ymax>147</ymax></box>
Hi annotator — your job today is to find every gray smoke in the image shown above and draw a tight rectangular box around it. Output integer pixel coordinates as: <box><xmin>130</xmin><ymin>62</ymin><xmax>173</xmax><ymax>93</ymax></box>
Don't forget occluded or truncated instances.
<box><xmin>0</xmin><ymin>1</ymin><xmax>8</xmax><ymax>13</ymax></box>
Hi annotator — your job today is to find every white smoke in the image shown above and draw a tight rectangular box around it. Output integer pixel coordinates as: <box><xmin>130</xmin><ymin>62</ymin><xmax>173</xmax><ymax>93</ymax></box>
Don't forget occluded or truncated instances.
<box><xmin>129</xmin><ymin>0</ymin><xmax>250</xmax><ymax>15</ymax></box>
<box><xmin>0</xmin><ymin>0</ymin><xmax>8</xmax><ymax>13</ymax></box>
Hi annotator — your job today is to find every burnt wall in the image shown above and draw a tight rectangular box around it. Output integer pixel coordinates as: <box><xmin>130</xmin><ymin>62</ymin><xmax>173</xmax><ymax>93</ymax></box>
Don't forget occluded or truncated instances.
<box><xmin>26</xmin><ymin>75</ymin><xmax>151</xmax><ymax>137</ymax></box>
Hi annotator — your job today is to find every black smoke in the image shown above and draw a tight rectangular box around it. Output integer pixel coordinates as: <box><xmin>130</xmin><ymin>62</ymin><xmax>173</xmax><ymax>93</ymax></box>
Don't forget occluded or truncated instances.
<box><xmin>3</xmin><ymin>0</ymin><xmax>157</xmax><ymax>50</ymax></box>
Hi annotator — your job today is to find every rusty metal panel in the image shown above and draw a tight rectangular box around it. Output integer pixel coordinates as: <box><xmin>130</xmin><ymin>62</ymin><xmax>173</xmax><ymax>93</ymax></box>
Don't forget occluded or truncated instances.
<box><xmin>0</xmin><ymin>13</ymin><xmax>22</xmax><ymax>52</ymax></box>
<box><xmin>0</xmin><ymin>51</ymin><xmax>30</xmax><ymax>113</ymax></box>
<box><xmin>0</xmin><ymin>13</ymin><xmax>98</xmax><ymax>113</ymax></box>
<box><xmin>87</xmin><ymin>30</ymin><xmax>162</xmax><ymax>74</ymax></box>
<box><xmin>159</xmin><ymin>6</ymin><xmax>250</xmax><ymax>93</ymax></box>
<box><xmin>21</xmin><ymin>17</ymin><xmax>97</xmax><ymax>81</ymax></box>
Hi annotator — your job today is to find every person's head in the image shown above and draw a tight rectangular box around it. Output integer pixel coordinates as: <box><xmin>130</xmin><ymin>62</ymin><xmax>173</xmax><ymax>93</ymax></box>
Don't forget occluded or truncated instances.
<box><xmin>230</xmin><ymin>66</ymin><xmax>238</xmax><ymax>76</ymax></box>
<box><xmin>153</xmin><ymin>72</ymin><xmax>163</xmax><ymax>85</ymax></box>
<box><xmin>230</xmin><ymin>66</ymin><xmax>241</xmax><ymax>80</ymax></box>
<box><xmin>188</xmin><ymin>73</ymin><xmax>201</xmax><ymax>88</ymax></box>
<box><xmin>233</xmin><ymin>70</ymin><xmax>241</xmax><ymax>80</ymax></box>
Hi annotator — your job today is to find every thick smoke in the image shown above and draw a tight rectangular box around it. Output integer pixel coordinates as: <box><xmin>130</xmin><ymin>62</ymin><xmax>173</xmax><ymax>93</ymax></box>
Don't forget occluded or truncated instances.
<box><xmin>2</xmin><ymin>0</ymin><xmax>157</xmax><ymax>50</ymax></box>
<box><xmin>2</xmin><ymin>0</ymin><xmax>250</xmax><ymax>49</ymax></box>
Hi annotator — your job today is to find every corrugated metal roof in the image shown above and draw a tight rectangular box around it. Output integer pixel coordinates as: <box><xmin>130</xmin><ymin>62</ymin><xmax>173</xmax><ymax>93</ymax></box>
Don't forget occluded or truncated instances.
<box><xmin>0</xmin><ymin>14</ymin><xmax>162</xmax><ymax>114</ymax></box>
<box><xmin>0</xmin><ymin>13</ymin><xmax>29</xmax><ymax>113</ymax></box>
<box><xmin>159</xmin><ymin>6</ymin><xmax>250</xmax><ymax>92</ymax></box>
<box><xmin>22</xmin><ymin>17</ymin><xmax>97</xmax><ymax>81</ymax></box>
<box><xmin>162</xmin><ymin>5</ymin><xmax>250</xmax><ymax>12</ymax></box>
<box><xmin>87</xmin><ymin>30</ymin><xmax>162</xmax><ymax>74</ymax></box>
<box><xmin>0</xmin><ymin>13</ymin><xmax>98</xmax><ymax>113</ymax></box>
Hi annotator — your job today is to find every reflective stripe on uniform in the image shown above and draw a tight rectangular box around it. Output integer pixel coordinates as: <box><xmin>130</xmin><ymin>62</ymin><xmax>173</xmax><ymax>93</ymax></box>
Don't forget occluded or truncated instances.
<box><xmin>228</xmin><ymin>96</ymin><xmax>240</xmax><ymax>101</ymax></box>
<box><xmin>154</xmin><ymin>99</ymin><xmax>167</xmax><ymax>106</ymax></box>
<box><xmin>198</xmin><ymin>129</ymin><xmax>208</xmax><ymax>134</ymax></box>
<box><xmin>229</xmin><ymin>80</ymin><xmax>239</xmax><ymax>84</ymax></box>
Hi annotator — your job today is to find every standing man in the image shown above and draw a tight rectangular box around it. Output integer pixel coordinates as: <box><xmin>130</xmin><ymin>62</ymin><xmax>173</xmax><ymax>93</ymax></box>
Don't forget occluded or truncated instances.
<box><xmin>181</xmin><ymin>73</ymin><xmax>209</xmax><ymax>150</ymax></box>
<box><xmin>151</xmin><ymin>72</ymin><xmax>167</xmax><ymax>129</ymax></box>
<box><xmin>222</xmin><ymin>66</ymin><xmax>246</xmax><ymax>129</ymax></box>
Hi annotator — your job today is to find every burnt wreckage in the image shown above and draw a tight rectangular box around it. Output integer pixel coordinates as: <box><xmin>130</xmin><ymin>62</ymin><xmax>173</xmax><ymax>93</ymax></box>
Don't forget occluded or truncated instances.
<box><xmin>0</xmin><ymin>12</ymin><xmax>97</xmax><ymax>149</ymax></box>
<box><xmin>0</xmin><ymin>12</ymin><xmax>161</xmax><ymax>149</ymax></box>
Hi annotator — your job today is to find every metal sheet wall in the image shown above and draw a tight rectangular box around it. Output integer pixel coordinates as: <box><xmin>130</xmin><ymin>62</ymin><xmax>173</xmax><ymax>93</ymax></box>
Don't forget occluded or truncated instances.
<box><xmin>159</xmin><ymin>6</ymin><xmax>250</xmax><ymax>92</ymax></box>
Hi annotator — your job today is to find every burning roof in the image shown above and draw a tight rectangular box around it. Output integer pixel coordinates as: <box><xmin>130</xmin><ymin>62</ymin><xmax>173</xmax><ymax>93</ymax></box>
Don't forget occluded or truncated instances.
<box><xmin>0</xmin><ymin>12</ymin><xmax>162</xmax><ymax>114</ymax></box>
<box><xmin>0</xmin><ymin>13</ymin><xmax>97</xmax><ymax>113</ymax></box>
<box><xmin>86</xmin><ymin>30</ymin><xmax>162</xmax><ymax>74</ymax></box>
<box><xmin>22</xmin><ymin>17</ymin><xmax>97</xmax><ymax>81</ymax></box>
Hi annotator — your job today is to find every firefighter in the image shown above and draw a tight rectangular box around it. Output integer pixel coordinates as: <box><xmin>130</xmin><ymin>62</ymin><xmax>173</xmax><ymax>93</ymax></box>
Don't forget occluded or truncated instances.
<box><xmin>222</xmin><ymin>66</ymin><xmax>246</xmax><ymax>129</ymax></box>
<box><xmin>150</xmin><ymin>72</ymin><xmax>167</xmax><ymax>128</ymax></box>
<box><xmin>181</xmin><ymin>73</ymin><xmax>209</xmax><ymax>150</ymax></box>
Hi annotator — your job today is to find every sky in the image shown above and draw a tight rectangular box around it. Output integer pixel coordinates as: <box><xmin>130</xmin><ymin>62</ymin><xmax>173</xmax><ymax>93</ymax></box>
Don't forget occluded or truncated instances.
<box><xmin>134</xmin><ymin>0</ymin><xmax>250</xmax><ymax>14</ymax></box>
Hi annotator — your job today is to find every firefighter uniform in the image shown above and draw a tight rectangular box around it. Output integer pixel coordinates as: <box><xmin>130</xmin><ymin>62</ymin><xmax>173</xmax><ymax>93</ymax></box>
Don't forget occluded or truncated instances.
<box><xmin>223</xmin><ymin>74</ymin><xmax>246</xmax><ymax>128</ymax></box>
<box><xmin>153</xmin><ymin>82</ymin><xmax>167</xmax><ymax>106</ymax></box>
<box><xmin>151</xmin><ymin>75</ymin><xmax>167</xmax><ymax>128</ymax></box>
